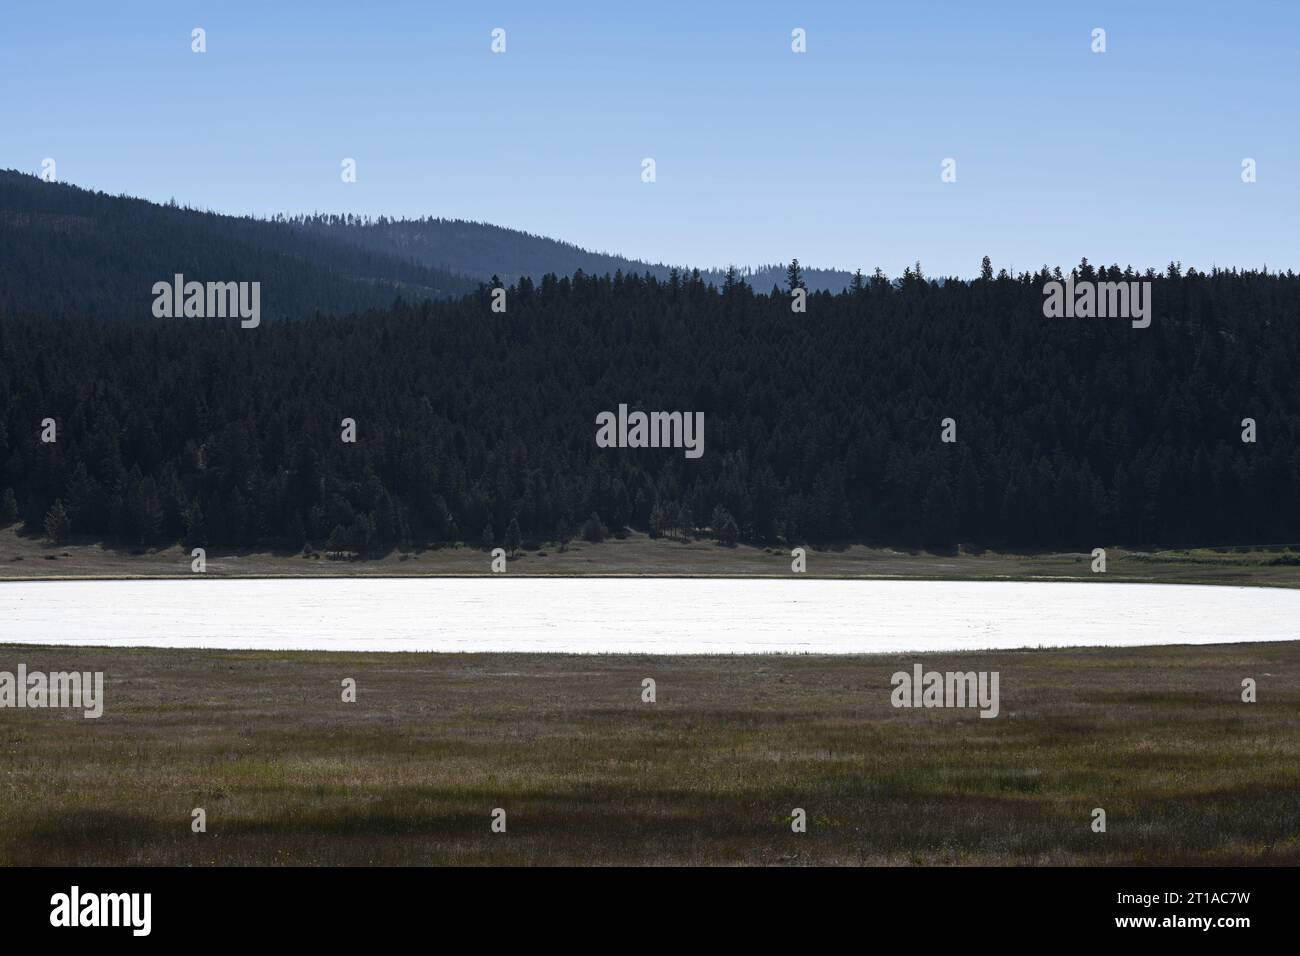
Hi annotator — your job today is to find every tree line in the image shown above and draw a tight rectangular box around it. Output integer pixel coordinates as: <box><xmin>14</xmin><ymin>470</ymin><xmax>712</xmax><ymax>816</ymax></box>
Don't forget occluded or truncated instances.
<box><xmin>2</xmin><ymin>261</ymin><xmax>1298</xmax><ymax>554</ymax></box>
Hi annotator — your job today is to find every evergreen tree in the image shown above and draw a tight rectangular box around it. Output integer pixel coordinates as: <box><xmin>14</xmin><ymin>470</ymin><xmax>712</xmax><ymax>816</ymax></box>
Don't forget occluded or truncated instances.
<box><xmin>505</xmin><ymin>514</ymin><xmax>522</xmax><ymax>557</ymax></box>
<box><xmin>1</xmin><ymin>488</ymin><xmax>18</xmax><ymax>526</ymax></box>
<box><xmin>677</xmin><ymin>504</ymin><xmax>693</xmax><ymax>541</ymax></box>
<box><xmin>649</xmin><ymin>504</ymin><xmax>667</xmax><ymax>539</ymax></box>
<box><xmin>786</xmin><ymin>259</ymin><xmax>806</xmax><ymax>292</ymax></box>
<box><xmin>582</xmin><ymin>512</ymin><xmax>608</xmax><ymax>543</ymax></box>
<box><xmin>44</xmin><ymin>499</ymin><xmax>71</xmax><ymax>544</ymax></box>
<box><xmin>711</xmin><ymin>505</ymin><xmax>738</xmax><ymax>546</ymax></box>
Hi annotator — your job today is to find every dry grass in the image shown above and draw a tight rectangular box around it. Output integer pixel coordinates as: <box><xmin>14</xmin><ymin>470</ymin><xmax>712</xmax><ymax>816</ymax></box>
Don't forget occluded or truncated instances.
<box><xmin>3</xmin><ymin>526</ymin><xmax>1299</xmax><ymax>587</ymax></box>
<box><xmin>1</xmin><ymin>641</ymin><xmax>1297</xmax><ymax>865</ymax></box>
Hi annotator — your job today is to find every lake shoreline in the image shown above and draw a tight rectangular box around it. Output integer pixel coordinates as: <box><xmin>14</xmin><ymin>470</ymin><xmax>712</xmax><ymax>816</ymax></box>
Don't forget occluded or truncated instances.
<box><xmin>3</xmin><ymin>526</ymin><xmax>1299</xmax><ymax>588</ymax></box>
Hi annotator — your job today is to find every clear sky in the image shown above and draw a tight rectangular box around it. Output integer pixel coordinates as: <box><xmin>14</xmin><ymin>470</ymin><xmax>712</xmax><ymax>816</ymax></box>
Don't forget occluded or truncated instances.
<box><xmin>4</xmin><ymin>0</ymin><xmax>1297</xmax><ymax>276</ymax></box>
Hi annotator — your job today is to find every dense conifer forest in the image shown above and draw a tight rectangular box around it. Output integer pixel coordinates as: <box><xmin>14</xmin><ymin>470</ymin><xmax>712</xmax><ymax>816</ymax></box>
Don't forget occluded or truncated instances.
<box><xmin>2</xmin><ymin>203</ymin><xmax>1297</xmax><ymax>552</ymax></box>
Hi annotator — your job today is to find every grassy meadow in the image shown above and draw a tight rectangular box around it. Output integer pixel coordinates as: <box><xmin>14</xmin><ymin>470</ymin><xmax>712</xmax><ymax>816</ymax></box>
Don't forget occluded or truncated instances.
<box><xmin>1</xmin><ymin>641</ymin><xmax>1296</xmax><ymax>865</ymax></box>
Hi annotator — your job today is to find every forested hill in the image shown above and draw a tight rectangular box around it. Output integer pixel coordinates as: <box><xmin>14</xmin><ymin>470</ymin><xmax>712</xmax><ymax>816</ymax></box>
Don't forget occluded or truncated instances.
<box><xmin>2</xmin><ymin>264</ymin><xmax>1297</xmax><ymax>553</ymax></box>
<box><xmin>0</xmin><ymin>170</ymin><xmax>478</xmax><ymax>321</ymax></box>
<box><xmin>0</xmin><ymin>171</ymin><xmax>855</xmax><ymax>306</ymax></box>
<box><xmin>286</xmin><ymin>215</ymin><xmax>857</xmax><ymax>292</ymax></box>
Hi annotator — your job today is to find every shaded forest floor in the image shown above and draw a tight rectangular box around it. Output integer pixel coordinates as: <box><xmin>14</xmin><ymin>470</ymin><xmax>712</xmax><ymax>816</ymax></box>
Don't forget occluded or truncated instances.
<box><xmin>1</xmin><ymin>641</ymin><xmax>1296</xmax><ymax>865</ymax></box>
<box><xmin>1</xmin><ymin>525</ymin><xmax>1298</xmax><ymax>587</ymax></box>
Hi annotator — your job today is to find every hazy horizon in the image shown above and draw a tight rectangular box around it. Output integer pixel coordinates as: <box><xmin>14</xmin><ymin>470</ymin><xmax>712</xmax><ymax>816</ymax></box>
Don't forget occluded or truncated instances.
<box><xmin>10</xmin><ymin>166</ymin><xmax>1294</xmax><ymax>282</ymax></box>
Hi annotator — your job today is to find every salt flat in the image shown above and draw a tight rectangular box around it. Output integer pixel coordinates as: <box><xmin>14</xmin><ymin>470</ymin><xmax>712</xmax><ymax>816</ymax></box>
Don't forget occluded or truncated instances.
<box><xmin>0</xmin><ymin>578</ymin><xmax>1296</xmax><ymax>653</ymax></box>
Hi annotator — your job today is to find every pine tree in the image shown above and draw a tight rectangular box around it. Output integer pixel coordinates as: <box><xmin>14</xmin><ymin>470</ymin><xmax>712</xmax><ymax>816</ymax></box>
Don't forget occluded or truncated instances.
<box><xmin>786</xmin><ymin>259</ymin><xmax>806</xmax><ymax>292</ymax></box>
<box><xmin>505</xmin><ymin>514</ymin><xmax>522</xmax><ymax>557</ymax></box>
<box><xmin>1</xmin><ymin>488</ymin><xmax>18</xmax><ymax>526</ymax></box>
<box><xmin>582</xmin><ymin>512</ymin><xmax>608</xmax><ymax>543</ymax></box>
<box><xmin>181</xmin><ymin>499</ymin><xmax>206</xmax><ymax>548</ymax></box>
<box><xmin>711</xmin><ymin>505</ymin><xmax>738</xmax><ymax>545</ymax></box>
<box><xmin>677</xmin><ymin>504</ymin><xmax>693</xmax><ymax>541</ymax></box>
<box><xmin>649</xmin><ymin>503</ymin><xmax>666</xmax><ymax>539</ymax></box>
<box><xmin>44</xmin><ymin>499</ymin><xmax>71</xmax><ymax>544</ymax></box>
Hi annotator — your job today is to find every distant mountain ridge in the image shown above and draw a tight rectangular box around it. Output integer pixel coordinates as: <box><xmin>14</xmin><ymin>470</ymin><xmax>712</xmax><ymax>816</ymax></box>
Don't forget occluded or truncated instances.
<box><xmin>286</xmin><ymin>213</ymin><xmax>857</xmax><ymax>293</ymax></box>
<box><xmin>0</xmin><ymin>170</ymin><xmax>477</xmax><ymax>322</ymax></box>
<box><xmin>0</xmin><ymin>171</ymin><xmax>856</xmax><ymax>325</ymax></box>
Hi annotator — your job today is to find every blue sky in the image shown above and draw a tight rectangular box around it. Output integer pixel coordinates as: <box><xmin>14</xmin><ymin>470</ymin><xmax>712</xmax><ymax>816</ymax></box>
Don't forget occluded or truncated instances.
<box><xmin>4</xmin><ymin>0</ymin><xmax>1297</xmax><ymax>276</ymax></box>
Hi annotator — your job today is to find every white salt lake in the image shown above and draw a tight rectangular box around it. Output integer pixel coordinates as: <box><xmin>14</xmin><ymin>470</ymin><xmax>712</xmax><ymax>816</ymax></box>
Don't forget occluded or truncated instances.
<box><xmin>0</xmin><ymin>578</ymin><xmax>1297</xmax><ymax>654</ymax></box>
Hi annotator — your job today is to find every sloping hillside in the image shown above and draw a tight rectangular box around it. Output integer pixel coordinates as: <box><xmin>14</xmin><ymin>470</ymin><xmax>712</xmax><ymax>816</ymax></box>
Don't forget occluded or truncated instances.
<box><xmin>289</xmin><ymin>215</ymin><xmax>857</xmax><ymax>292</ymax></box>
<box><xmin>0</xmin><ymin>171</ymin><xmax>478</xmax><ymax>322</ymax></box>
